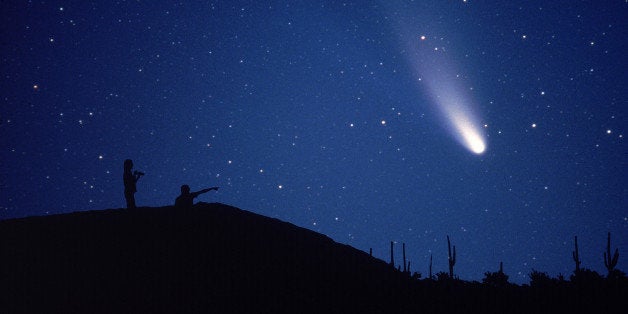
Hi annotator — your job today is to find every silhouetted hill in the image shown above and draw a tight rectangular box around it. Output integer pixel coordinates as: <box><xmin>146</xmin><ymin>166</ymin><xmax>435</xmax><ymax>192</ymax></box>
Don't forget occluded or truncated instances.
<box><xmin>1</xmin><ymin>203</ymin><xmax>626</xmax><ymax>314</ymax></box>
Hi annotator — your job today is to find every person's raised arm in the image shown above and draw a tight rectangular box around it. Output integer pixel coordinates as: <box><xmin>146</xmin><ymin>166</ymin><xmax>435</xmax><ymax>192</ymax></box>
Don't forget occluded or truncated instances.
<box><xmin>200</xmin><ymin>186</ymin><xmax>219</xmax><ymax>194</ymax></box>
<box><xmin>190</xmin><ymin>187</ymin><xmax>219</xmax><ymax>198</ymax></box>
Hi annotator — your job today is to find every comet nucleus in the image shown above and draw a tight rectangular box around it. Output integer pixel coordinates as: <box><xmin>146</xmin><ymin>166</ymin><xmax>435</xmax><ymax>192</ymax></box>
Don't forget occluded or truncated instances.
<box><xmin>451</xmin><ymin>110</ymin><xmax>486</xmax><ymax>154</ymax></box>
<box><xmin>433</xmin><ymin>93</ymin><xmax>486</xmax><ymax>155</ymax></box>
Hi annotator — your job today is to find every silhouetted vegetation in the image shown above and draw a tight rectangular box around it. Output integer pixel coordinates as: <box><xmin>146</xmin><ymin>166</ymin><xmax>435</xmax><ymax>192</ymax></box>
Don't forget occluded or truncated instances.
<box><xmin>529</xmin><ymin>269</ymin><xmax>558</xmax><ymax>288</ymax></box>
<box><xmin>428</xmin><ymin>253</ymin><xmax>433</xmax><ymax>280</ymax></box>
<box><xmin>483</xmin><ymin>262</ymin><xmax>509</xmax><ymax>288</ymax></box>
<box><xmin>0</xmin><ymin>203</ymin><xmax>626</xmax><ymax>314</ymax></box>
<box><xmin>446</xmin><ymin>235</ymin><xmax>456</xmax><ymax>279</ymax></box>
<box><xmin>435</xmin><ymin>271</ymin><xmax>451</xmax><ymax>282</ymax></box>
<box><xmin>573</xmin><ymin>235</ymin><xmax>581</xmax><ymax>272</ymax></box>
<box><xmin>604</xmin><ymin>232</ymin><xmax>620</xmax><ymax>276</ymax></box>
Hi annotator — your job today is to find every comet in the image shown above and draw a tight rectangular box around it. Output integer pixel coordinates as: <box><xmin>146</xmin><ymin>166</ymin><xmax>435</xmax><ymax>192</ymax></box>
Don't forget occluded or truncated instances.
<box><xmin>448</xmin><ymin>107</ymin><xmax>486</xmax><ymax>154</ymax></box>
<box><xmin>427</xmin><ymin>77</ymin><xmax>486</xmax><ymax>155</ymax></box>
<box><xmin>383</xmin><ymin>1</ymin><xmax>487</xmax><ymax>154</ymax></box>
<box><xmin>405</xmin><ymin>35</ymin><xmax>487</xmax><ymax>155</ymax></box>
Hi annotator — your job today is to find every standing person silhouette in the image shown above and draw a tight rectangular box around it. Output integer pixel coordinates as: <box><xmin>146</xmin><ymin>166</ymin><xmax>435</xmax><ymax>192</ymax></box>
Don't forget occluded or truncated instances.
<box><xmin>123</xmin><ymin>159</ymin><xmax>144</xmax><ymax>208</ymax></box>
<box><xmin>175</xmin><ymin>185</ymin><xmax>219</xmax><ymax>209</ymax></box>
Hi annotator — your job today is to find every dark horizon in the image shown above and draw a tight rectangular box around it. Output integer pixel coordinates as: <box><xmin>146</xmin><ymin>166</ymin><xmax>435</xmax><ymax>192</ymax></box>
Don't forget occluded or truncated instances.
<box><xmin>1</xmin><ymin>0</ymin><xmax>626</xmax><ymax>285</ymax></box>
<box><xmin>1</xmin><ymin>203</ymin><xmax>626</xmax><ymax>314</ymax></box>
<box><xmin>1</xmin><ymin>202</ymin><xmax>624</xmax><ymax>286</ymax></box>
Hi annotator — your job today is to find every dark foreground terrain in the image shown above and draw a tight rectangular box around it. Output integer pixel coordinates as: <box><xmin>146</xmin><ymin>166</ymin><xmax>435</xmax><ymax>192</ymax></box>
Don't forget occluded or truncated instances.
<box><xmin>1</xmin><ymin>203</ymin><xmax>626</xmax><ymax>313</ymax></box>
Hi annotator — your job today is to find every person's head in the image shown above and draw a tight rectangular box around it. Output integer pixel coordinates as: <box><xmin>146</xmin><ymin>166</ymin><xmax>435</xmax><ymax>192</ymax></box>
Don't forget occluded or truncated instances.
<box><xmin>180</xmin><ymin>184</ymin><xmax>190</xmax><ymax>195</ymax></box>
<box><xmin>124</xmin><ymin>159</ymin><xmax>133</xmax><ymax>172</ymax></box>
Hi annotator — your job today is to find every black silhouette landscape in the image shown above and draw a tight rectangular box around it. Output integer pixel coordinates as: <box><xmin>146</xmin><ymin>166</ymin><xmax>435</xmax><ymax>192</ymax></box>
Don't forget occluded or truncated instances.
<box><xmin>1</xmin><ymin>203</ymin><xmax>626</xmax><ymax>314</ymax></box>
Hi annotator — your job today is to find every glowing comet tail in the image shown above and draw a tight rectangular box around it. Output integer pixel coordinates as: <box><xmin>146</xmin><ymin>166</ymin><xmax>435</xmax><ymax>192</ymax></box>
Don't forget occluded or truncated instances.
<box><xmin>410</xmin><ymin>53</ymin><xmax>487</xmax><ymax>154</ymax></box>
<box><xmin>427</xmin><ymin>85</ymin><xmax>487</xmax><ymax>155</ymax></box>
<box><xmin>391</xmin><ymin>11</ymin><xmax>488</xmax><ymax>154</ymax></box>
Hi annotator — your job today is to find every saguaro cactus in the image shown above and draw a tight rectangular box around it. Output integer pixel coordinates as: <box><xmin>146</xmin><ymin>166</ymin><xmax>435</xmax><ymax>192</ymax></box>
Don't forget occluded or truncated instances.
<box><xmin>390</xmin><ymin>241</ymin><xmax>395</xmax><ymax>267</ymax></box>
<box><xmin>572</xmin><ymin>235</ymin><xmax>581</xmax><ymax>272</ymax></box>
<box><xmin>447</xmin><ymin>235</ymin><xmax>456</xmax><ymax>279</ymax></box>
<box><xmin>429</xmin><ymin>254</ymin><xmax>433</xmax><ymax>279</ymax></box>
<box><xmin>402</xmin><ymin>243</ymin><xmax>407</xmax><ymax>273</ymax></box>
<box><xmin>604</xmin><ymin>232</ymin><xmax>619</xmax><ymax>275</ymax></box>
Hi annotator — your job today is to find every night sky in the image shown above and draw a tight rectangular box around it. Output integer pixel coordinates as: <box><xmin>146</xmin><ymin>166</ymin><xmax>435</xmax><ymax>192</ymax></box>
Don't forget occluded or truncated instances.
<box><xmin>1</xmin><ymin>1</ymin><xmax>626</xmax><ymax>284</ymax></box>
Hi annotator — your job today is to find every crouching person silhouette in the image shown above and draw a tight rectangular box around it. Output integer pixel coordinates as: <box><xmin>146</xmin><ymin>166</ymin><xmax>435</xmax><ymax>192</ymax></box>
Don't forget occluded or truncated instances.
<box><xmin>175</xmin><ymin>184</ymin><xmax>219</xmax><ymax>209</ymax></box>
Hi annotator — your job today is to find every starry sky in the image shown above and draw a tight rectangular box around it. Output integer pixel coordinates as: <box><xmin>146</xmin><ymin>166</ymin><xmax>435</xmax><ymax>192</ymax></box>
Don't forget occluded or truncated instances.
<box><xmin>1</xmin><ymin>1</ymin><xmax>626</xmax><ymax>284</ymax></box>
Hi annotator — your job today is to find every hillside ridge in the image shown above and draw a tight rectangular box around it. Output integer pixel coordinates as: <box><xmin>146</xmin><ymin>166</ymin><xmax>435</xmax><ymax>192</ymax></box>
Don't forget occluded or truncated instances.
<box><xmin>0</xmin><ymin>202</ymin><xmax>626</xmax><ymax>314</ymax></box>
<box><xmin>0</xmin><ymin>203</ymin><xmax>413</xmax><ymax>313</ymax></box>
